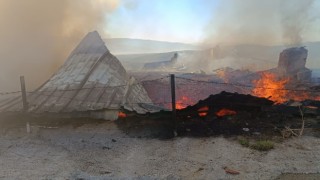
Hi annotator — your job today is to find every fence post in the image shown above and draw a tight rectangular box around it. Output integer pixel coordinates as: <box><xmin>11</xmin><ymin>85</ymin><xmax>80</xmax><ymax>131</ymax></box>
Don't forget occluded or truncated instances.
<box><xmin>170</xmin><ymin>74</ymin><xmax>177</xmax><ymax>135</ymax></box>
<box><xmin>20</xmin><ymin>76</ymin><xmax>28</xmax><ymax>112</ymax></box>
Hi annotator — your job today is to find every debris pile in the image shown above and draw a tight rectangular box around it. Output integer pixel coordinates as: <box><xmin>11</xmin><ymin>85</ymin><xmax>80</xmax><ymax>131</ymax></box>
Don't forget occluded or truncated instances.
<box><xmin>176</xmin><ymin>91</ymin><xmax>319</xmax><ymax>137</ymax></box>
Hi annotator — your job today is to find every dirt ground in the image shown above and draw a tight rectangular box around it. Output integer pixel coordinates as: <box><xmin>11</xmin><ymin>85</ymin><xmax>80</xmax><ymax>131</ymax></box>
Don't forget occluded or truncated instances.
<box><xmin>0</xmin><ymin>120</ymin><xmax>320</xmax><ymax>180</ymax></box>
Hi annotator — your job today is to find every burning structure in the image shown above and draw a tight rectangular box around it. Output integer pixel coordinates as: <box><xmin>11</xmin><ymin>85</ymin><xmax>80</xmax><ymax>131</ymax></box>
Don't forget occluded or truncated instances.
<box><xmin>0</xmin><ymin>31</ymin><xmax>156</xmax><ymax>120</ymax></box>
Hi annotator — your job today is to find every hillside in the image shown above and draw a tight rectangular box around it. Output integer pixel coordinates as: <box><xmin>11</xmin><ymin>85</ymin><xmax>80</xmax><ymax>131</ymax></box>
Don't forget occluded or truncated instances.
<box><xmin>104</xmin><ymin>38</ymin><xmax>199</xmax><ymax>55</ymax></box>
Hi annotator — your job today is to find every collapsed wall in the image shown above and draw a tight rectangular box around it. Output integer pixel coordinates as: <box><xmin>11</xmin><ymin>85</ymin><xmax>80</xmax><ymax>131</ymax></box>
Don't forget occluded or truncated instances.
<box><xmin>277</xmin><ymin>47</ymin><xmax>312</xmax><ymax>83</ymax></box>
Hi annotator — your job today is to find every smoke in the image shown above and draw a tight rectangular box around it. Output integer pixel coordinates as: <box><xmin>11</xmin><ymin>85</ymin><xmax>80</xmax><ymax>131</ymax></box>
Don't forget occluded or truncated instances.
<box><xmin>205</xmin><ymin>0</ymin><xmax>318</xmax><ymax>46</ymax></box>
<box><xmin>0</xmin><ymin>0</ymin><xmax>120</xmax><ymax>92</ymax></box>
<box><xmin>280</xmin><ymin>0</ymin><xmax>316</xmax><ymax>45</ymax></box>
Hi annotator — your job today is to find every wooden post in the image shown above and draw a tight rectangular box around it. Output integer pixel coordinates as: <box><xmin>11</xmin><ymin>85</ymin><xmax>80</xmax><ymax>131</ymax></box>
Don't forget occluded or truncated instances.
<box><xmin>20</xmin><ymin>76</ymin><xmax>28</xmax><ymax>112</ymax></box>
<box><xmin>170</xmin><ymin>74</ymin><xmax>177</xmax><ymax>135</ymax></box>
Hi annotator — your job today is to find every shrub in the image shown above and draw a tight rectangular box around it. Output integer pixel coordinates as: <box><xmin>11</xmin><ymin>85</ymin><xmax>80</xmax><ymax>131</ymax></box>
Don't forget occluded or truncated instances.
<box><xmin>238</xmin><ymin>138</ymin><xmax>250</xmax><ymax>147</ymax></box>
<box><xmin>251</xmin><ymin>140</ymin><xmax>274</xmax><ymax>151</ymax></box>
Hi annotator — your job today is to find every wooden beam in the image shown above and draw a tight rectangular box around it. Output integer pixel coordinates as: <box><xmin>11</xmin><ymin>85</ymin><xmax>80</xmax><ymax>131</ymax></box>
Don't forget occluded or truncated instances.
<box><xmin>20</xmin><ymin>76</ymin><xmax>28</xmax><ymax>112</ymax></box>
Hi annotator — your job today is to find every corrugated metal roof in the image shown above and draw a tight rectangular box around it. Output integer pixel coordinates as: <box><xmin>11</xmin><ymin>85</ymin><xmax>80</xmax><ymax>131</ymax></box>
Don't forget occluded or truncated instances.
<box><xmin>0</xmin><ymin>31</ymin><xmax>155</xmax><ymax>114</ymax></box>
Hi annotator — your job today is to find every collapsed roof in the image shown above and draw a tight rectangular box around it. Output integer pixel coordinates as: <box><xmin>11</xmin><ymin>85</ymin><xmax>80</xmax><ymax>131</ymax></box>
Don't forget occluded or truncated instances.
<box><xmin>0</xmin><ymin>31</ymin><xmax>155</xmax><ymax>114</ymax></box>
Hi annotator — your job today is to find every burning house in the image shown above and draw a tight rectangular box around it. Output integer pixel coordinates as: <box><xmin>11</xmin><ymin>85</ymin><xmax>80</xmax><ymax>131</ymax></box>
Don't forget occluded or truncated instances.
<box><xmin>0</xmin><ymin>31</ymin><xmax>157</xmax><ymax>120</ymax></box>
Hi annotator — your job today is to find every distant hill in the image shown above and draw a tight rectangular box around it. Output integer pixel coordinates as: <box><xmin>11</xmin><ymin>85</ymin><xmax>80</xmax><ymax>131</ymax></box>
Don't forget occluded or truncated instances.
<box><xmin>104</xmin><ymin>38</ymin><xmax>199</xmax><ymax>55</ymax></box>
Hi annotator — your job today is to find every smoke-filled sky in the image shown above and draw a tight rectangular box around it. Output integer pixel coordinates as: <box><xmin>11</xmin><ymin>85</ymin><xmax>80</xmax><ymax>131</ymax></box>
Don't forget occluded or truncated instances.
<box><xmin>0</xmin><ymin>0</ymin><xmax>119</xmax><ymax>92</ymax></box>
<box><xmin>0</xmin><ymin>0</ymin><xmax>320</xmax><ymax>92</ymax></box>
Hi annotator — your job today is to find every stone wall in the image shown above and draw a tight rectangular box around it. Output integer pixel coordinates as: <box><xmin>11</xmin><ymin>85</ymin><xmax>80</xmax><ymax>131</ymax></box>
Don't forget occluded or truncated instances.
<box><xmin>277</xmin><ymin>47</ymin><xmax>311</xmax><ymax>82</ymax></box>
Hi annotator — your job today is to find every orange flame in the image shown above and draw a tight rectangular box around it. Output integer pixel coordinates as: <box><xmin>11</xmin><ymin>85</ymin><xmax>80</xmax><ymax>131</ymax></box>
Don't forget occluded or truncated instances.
<box><xmin>216</xmin><ymin>108</ymin><xmax>237</xmax><ymax>117</ymax></box>
<box><xmin>252</xmin><ymin>72</ymin><xmax>289</xmax><ymax>103</ymax></box>
<box><xmin>252</xmin><ymin>72</ymin><xmax>320</xmax><ymax>103</ymax></box>
<box><xmin>198</xmin><ymin>106</ymin><xmax>209</xmax><ymax>117</ymax></box>
<box><xmin>118</xmin><ymin>111</ymin><xmax>127</xmax><ymax>118</ymax></box>
<box><xmin>216</xmin><ymin>70</ymin><xmax>228</xmax><ymax>83</ymax></box>
<box><xmin>176</xmin><ymin>96</ymin><xmax>194</xmax><ymax>109</ymax></box>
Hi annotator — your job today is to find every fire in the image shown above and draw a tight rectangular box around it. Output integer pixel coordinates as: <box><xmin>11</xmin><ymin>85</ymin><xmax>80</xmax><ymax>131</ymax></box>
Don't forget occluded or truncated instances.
<box><xmin>176</xmin><ymin>103</ymin><xmax>185</xmax><ymax>110</ymax></box>
<box><xmin>118</xmin><ymin>111</ymin><xmax>127</xmax><ymax>118</ymax></box>
<box><xmin>216</xmin><ymin>70</ymin><xmax>228</xmax><ymax>83</ymax></box>
<box><xmin>198</xmin><ymin>106</ymin><xmax>209</xmax><ymax>117</ymax></box>
<box><xmin>252</xmin><ymin>72</ymin><xmax>289</xmax><ymax>103</ymax></box>
<box><xmin>252</xmin><ymin>72</ymin><xmax>320</xmax><ymax>103</ymax></box>
<box><xmin>176</xmin><ymin>96</ymin><xmax>194</xmax><ymax>109</ymax></box>
<box><xmin>216</xmin><ymin>108</ymin><xmax>237</xmax><ymax>117</ymax></box>
<box><xmin>198</xmin><ymin>112</ymin><xmax>208</xmax><ymax>117</ymax></box>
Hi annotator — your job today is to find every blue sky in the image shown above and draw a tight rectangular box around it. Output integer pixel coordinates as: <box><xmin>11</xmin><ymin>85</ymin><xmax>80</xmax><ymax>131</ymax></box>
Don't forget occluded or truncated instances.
<box><xmin>105</xmin><ymin>0</ymin><xmax>218</xmax><ymax>43</ymax></box>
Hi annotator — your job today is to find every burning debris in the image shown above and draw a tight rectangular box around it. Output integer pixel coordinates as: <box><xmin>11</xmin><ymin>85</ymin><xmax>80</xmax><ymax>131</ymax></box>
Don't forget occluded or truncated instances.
<box><xmin>251</xmin><ymin>47</ymin><xmax>319</xmax><ymax>103</ymax></box>
<box><xmin>175</xmin><ymin>92</ymin><xmax>275</xmax><ymax>136</ymax></box>
<box><xmin>252</xmin><ymin>72</ymin><xmax>289</xmax><ymax>103</ymax></box>
<box><xmin>118</xmin><ymin>111</ymin><xmax>127</xmax><ymax>118</ymax></box>
<box><xmin>180</xmin><ymin>91</ymin><xmax>274</xmax><ymax>114</ymax></box>
<box><xmin>158</xmin><ymin>48</ymin><xmax>320</xmax><ymax>136</ymax></box>
<box><xmin>213</xmin><ymin>67</ymin><xmax>252</xmax><ymax>83</ymax></box>
<box><xmin>87</xmin><ymin>89</ymin><xmax>320</xmax><ymax>138</ymax></box>
<box><xmin>197</xmin><ymin>106</ymin><xmax>209</xmax><ymax>117</ymax></box>
<box><xmin>176</xmin><ymin>96</ymin><xmax>194</xmax><ymax>110</ymax></box>
<box><xmin>131</xmin><ymin>46</ymin><xmax>320</xmax><ymax>117</ymax></box>
<box><xmin>173</xmin><ymin>91</ymin><xmax>320</xmax><ymax>137</ymax></box>
<box><xmin>215</xmin><ymin>108</ymin><xmax>237</xmax><ymax>117</ymax></box>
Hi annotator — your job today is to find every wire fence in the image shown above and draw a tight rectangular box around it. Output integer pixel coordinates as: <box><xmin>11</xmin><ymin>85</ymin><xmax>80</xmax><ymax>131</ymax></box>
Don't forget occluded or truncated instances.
<box><xmin>0</xmin><ymin>76</ymin><xmax>168</xmax><ymax>95</ymax></box>
<box><xmin>0</xmin><ymin>74</ymin><xmax>319</xmax><ymax>110</ymax></box>
<box><xmin>2</xmin><ymin>75</ymin><xmax>319</xmax><ymax>96</ymax></box>
<box><xmin>175</xmin><ymin>76</ymin><xmax>320</xmax><ymax>93</ymax></box>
